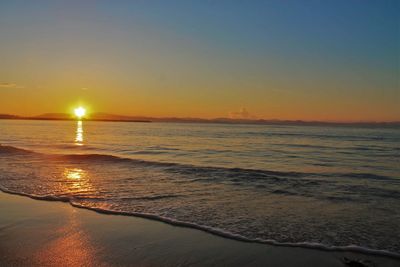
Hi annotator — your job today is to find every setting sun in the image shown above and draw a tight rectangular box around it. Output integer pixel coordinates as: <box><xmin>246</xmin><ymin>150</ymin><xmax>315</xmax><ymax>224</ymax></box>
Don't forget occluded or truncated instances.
<box><xmin>74</xmin><ymin>107</ymin><xmax>86</xmax><ymax>119</ymax></box>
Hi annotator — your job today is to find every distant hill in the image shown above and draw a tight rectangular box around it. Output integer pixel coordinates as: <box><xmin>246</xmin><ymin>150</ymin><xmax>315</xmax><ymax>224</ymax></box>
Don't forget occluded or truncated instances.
<box><xmin>30</xmin><ymin>112</ymin><xmax>151</xmax><ymax>122</ymax></box>
<box><xmin>89</xmin><ymin>112</ymin><xmax>151</xmax><ymax>122</ymax></box>
<box><xmin>32</xmin><ymin>113</ymin><xmax>73</xmax><ymax>120</ymax></box>
<box><xmin>0</xmin><ymin>112</ymin><xmax>399</xmax><ymax>127</ymax></box>
<box><xmin>0</xmin><ymin>114</ymin><xmax>21</xmax><ymax>119</ymax></box>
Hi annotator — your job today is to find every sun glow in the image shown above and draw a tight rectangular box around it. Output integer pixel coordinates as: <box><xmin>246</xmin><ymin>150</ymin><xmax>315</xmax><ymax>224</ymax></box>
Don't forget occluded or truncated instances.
<box><xmin>74</xmin><ymin>107</ymin><xmax>86</xmax><ymax>118</ymax></box>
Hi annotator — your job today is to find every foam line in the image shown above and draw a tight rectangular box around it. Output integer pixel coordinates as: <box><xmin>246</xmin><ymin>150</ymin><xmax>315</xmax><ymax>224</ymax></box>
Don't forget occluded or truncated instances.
<box><xmin>1</xmin><ymin>187</ymin><xmax>399</xmax><ymax>259</ymax></box>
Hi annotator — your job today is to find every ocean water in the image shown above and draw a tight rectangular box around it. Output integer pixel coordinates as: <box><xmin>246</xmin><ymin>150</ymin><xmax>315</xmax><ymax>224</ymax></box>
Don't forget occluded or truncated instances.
<box><xmin>1</xmin><ymin>120</ymin><xmax>399</xmax><ymax>256</ymax></box>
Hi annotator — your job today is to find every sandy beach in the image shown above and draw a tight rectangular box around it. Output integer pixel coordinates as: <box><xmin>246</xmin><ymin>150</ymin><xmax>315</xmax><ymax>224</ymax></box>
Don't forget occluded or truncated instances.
<box><xmin>0</xmin><ymin>191</ymin><xmax>398</xmax><ymax>267</ymax></box>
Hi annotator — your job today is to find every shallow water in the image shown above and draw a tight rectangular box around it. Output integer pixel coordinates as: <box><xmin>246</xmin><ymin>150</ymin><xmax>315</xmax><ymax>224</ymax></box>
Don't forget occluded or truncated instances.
<box><xmin>0</xmin><ymin>120</ymin><xmax>399</xmax><ymax>255</ymax></box>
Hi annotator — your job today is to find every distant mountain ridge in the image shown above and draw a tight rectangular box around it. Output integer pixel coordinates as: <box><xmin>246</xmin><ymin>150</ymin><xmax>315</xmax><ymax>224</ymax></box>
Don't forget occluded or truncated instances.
<box><xmin>1</xmin><ymin>113</ymin><xmax>399</xmax><ymax>126</ymax></box>
<box><xmin>30</xmin><ymin>112</ymin><xmax>152</xmax><ymax>122</ymax></box>
<box><xmin>32</xmin><ymin>113</ymin><xmax>73</xmax><ymax>120</ymax></box>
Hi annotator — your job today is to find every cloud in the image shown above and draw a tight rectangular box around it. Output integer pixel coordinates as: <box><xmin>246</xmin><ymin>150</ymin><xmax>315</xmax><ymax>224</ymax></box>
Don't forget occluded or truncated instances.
<box><xmin>0</xmin><ymin>82</ymin><xmax>24</xmax><ymax>89</ymax></box>
<box><xmin>229</xmin><ymin>107</ymin><xmax>257</xmax><ymax>119</ymax></box>
<box><xmin>81</xmin><ymin>87</ymin><xmax>89</xmax><ymax>90</ymax></box>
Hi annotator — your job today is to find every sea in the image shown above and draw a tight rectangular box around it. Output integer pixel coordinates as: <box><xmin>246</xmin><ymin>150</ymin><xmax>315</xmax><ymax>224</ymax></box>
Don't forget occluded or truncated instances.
<box><xmin>0</xmin><ymin>119</ymin><xmax>399</xmax><ymax>256</ymax></box>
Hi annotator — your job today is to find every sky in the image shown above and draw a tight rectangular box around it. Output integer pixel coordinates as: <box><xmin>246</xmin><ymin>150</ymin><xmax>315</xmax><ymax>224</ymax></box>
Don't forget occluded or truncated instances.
<box><xmin>0</xmin><ymin>0</ymin><xmax>399</xmax><ymax>121</ymax></box>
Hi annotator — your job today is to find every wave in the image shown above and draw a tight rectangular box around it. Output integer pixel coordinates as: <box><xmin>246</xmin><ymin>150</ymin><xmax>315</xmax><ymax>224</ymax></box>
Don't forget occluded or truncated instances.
<box><xmin>1</xmin><ymin>144</ymin><xmax>397</xmax><ymax>183</ymax></box>
<box><xmin>53</xmin><ymin>144</ymin><xmax>100</xmax><ymax>151</ymax></box>
<box><xmin>341</xmin><ymin>172</ymin><xmax>398</xmax><ymax>181</ymax></box>
<box><xmin>0</xmin><ymin>144</ymin><xmax>306</xmax><ymax>177</ymax></box>
<box><xmin>119</xmin><ymin>194</ymin><xmax>181</xmax><ymax>201</ymax></box>
<box><xmin>0</xmin><ymin>186</ymin><xmax>399</xmax><ymax>259</ymax></box>
<box><xmin>0</xmin><ymin>145</ymin><xmax>37</xmax><ymax>154</ymax></box>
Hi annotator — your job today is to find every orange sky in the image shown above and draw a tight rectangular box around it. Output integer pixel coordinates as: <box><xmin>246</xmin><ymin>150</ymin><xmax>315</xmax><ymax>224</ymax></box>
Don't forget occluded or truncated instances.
<box><xmin>0</xmin><ymin>1</ymin><xmax>399</xmax><ymax>122</ymax></box>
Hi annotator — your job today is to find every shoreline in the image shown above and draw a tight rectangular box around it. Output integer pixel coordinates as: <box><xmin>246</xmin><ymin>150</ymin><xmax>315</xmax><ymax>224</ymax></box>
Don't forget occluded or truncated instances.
<box><xmin>1</xmin><ymin>190</ymin><xmax>399</xmax><ymax>266</ymax></box>
<box><xmin>1</xmin><ymin>187</ymin><xmax>399</xmax><ymax>260</ymax></box>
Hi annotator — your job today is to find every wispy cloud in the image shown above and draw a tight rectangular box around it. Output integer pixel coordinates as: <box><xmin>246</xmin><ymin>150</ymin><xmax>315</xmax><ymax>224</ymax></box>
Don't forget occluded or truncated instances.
<box><xmin>0</xmin><ymin>82</ymin><xmax>24</xmax><ymax>89</ymax></box>
<box><xmin>229</xmin><ymin>107</ymin><xmax>257</xmax><ymax>119</ymax></box>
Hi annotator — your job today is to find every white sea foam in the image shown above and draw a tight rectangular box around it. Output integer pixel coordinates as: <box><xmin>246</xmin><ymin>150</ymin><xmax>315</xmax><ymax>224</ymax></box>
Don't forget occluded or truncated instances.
<box><xmin>1</xmin><ymin>186</ymin><xmax>399</xmax><ymax>259</ymax></box>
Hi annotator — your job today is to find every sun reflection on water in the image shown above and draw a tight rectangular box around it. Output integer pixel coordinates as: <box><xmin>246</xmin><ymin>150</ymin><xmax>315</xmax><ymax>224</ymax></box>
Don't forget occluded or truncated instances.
<box><xmin>65</xmin><ymin>168</ymin><xmax>85</xmax><ymax>180</ymax></box>
<box><xmin>75</xmin><ymin>120</ymin><xmax>84</xmax><ymax>146</ymax></box>
<box><xmin>63</xmin><ymin>168</ymin><xmax>93</xmax><ymax>194</ymax></box>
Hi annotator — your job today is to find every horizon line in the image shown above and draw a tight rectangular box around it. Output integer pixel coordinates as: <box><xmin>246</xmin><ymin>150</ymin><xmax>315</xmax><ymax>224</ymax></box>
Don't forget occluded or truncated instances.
<box><xmin>0</xmin><ymin>112</ymin><xmax>399</xmax><ymax>125</ymax></box>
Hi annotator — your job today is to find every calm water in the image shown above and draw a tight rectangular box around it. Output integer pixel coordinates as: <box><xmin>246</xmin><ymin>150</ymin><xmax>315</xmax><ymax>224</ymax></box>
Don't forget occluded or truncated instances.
<box><xmin>1</xmin><ymin>120</ymin><xmax>399</xmax><ymax>255</ymax></box>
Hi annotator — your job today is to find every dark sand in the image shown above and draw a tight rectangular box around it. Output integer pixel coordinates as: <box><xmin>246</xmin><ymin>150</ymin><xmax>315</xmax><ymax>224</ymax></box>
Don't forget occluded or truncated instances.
<box><xmin>0</xmin><ymin>191</ymin><xmax>398</xmax><ymax>267</ymax></box>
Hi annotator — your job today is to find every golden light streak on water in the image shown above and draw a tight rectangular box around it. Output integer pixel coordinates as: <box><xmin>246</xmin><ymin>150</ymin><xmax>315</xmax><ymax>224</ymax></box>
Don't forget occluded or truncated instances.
<box><xmin>63</xmin><ymin>168</ymin><xmax>94</xmax><ymax>195</ymax></box>
<box><xmin>75</xmin><ymin>120</ymin><xmax>84</xmax><ymax>146</ymax></box>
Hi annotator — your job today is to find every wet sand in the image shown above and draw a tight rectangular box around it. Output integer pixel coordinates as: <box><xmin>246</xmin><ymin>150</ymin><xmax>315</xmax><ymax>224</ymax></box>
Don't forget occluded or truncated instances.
<box><xmin>0</xmin><ymin>191</ymin><xmax>398</xmax><ymax>267</ymax></box>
